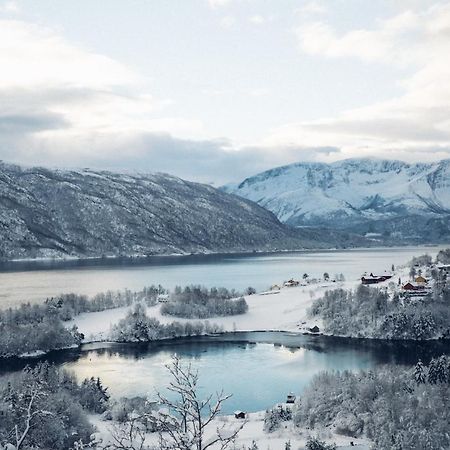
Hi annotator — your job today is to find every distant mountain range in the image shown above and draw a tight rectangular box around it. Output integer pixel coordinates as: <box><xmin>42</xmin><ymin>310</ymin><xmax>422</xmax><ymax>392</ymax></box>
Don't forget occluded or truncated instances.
<box><xmin>223</xmin><ymin>158</ymin><xmax>450</xmax><ymax>243</ymax></box>
<box><xmin>0</xmin><ymin>162</ymin><xmax>369</xmax><ymax>260</ymax></box>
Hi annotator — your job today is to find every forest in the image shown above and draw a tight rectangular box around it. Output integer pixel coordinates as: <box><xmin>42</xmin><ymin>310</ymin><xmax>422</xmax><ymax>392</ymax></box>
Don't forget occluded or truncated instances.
<box><xmin>0</xmin><ymin>286</ymin><xmax>165</xmax><ymax>357</ymax></box>
<box><xmin>110</xmin><ymin>303</ymin><xmax>223</xmax><ymax>342</ymax></box>
<box><xmin>160</xmin><ymin>285</ymin><xmax>248</xmax><ymax>318</ymax></box>
<box><xmin>291</xmin><ymin>356</ymin><xmax>450</xmax><ymax>450</ymax></box>
<box><xmin>0</xmin><ymin>363</ymin><xmax>109</xmax><ymax>450</ymax></box>
<box><xmin>309</xmin><ymin>253</ymin><xmax>450</xmax><ymax>339</ymax></box>
<box><xmin>0</xmin><ymin>284</ymin><xmax>244</xmax><ymax>357</ymax></box>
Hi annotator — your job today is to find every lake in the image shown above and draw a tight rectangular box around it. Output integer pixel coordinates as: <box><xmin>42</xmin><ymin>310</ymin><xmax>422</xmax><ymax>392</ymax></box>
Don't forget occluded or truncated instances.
<box><xmin>2</xmin><ymin>331</ymin><xmax>450</xmax><ymax>414</ymax></box>
<box><xmin>0</xmin><ymin>245</ymin><xmax>445</xmax><ymax>308</ymax></box>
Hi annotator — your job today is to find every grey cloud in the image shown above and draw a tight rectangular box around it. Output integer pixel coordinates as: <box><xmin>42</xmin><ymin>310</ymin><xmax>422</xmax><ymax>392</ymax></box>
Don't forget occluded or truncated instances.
<box><xmin>0</xmin><ymin>128</ymin><xmax>342</xmax><ymax>184</ymax></box>
<box><xmin>93</xmin><ymin>134</ymin><xmax>342</xmax><ymax>184</ymax></box>
<box><xmin>0</xmin><ymin>112</ymin><xmax>67</xmax><ymax>134</ymax></box>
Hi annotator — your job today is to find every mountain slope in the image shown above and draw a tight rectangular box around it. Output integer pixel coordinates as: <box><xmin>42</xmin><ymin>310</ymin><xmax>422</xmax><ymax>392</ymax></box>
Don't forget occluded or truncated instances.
<box><xmin>0</xmin><ymin>162</ymin><xmax>364</xmax><ymax>260</ymax></box>
<box><xmin>223</xmin><ymin>158</ymin><xmax>450</xmax><ymax>242</ymax></box>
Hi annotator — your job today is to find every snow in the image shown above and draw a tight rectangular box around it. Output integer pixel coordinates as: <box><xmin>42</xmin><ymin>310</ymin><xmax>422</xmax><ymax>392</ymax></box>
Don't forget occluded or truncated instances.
<box><xmin>68</xmin><ymin>306</ymin><xmax>131</xmax><ymax>342</ymax></box>
<box><xmin>223</xmin><ymin>158</ymin><xmax>450</xmax><ymax>228</ymax></box>
<box><xmin>18</xmin><ymin>350</ymin><xmax>46</xmax><ymax>358</ymax></box>
<box><xmin>89</xmin><ymin>411</ymin><xmax>371</xmax><ymax>449</ymax></box>
<box><xmin>70</xmin><ymin>279</ymin><xmax>363</xmax><ymax>342</ymax></box>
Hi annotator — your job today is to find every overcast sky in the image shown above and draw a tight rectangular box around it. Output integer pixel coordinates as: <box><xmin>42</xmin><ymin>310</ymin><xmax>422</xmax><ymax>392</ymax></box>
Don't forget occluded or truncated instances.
<box><xmin>1</xmin><ymin>0</ymin><xmax>450</xmax><ymax>183</ymax></box>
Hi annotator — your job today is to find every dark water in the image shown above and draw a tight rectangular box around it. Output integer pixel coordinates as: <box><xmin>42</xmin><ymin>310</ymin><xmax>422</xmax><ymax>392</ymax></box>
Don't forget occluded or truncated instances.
<box><xmin>2</xmin><ymin>332</ymin><xmax>450</xmax><ymax>414</ymax></box>
<box><xmin>0</xmin><ymin>246</ymin><xmax>444</xmax><ymax>308</ymax></box>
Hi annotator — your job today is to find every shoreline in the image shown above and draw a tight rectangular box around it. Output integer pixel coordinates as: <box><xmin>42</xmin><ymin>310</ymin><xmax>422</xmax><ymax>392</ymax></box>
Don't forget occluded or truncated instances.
<box><xmin>4</xmin><ymin>327</ymin><xmax>450</xmax><ymax>363</ymax></box>
<box><xmin>1</xmin><ymin>242</ymin><xmax>445</xmax><ymax>267</ymax></box>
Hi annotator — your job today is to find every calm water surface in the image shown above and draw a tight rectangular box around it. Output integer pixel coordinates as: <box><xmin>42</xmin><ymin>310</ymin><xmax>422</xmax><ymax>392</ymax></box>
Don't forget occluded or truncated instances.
<box><xmin>0</xmin><ymin>246</ymin><xmax>445</xmax><ymax>308</ymax></box>
<box><xmin>2</xmin><ymin>332</ymin><xmax>450</xmax><ymax>414</ymax></box>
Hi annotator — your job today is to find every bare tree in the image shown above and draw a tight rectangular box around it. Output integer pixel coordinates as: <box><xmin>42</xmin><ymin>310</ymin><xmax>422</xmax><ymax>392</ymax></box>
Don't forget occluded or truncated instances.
<box><xmin>103</xmin><ymin>415</ymin><xmax>149</xmax><ymax>450</ymax></box>
<box><xmin>154</xmin><ymin>355</ymin><xmax>245</xmax><ymax>450</ymax></box>
<box><xmin>102</xmin><ymin>356</ymin><xmax>245</xmax><ymax>450</ymax></box>
<box><xmin>12</xmin><ymin>382</ymin><xmax>52</xmax><ymax>450</ymax></box>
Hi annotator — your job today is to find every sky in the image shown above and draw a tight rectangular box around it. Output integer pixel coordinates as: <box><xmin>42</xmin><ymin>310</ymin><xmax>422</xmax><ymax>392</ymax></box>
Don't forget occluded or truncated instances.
<box><xmin>1</xmin><ymin>0</ymin><xmax>450</xmax><ymax>184</ymax></box>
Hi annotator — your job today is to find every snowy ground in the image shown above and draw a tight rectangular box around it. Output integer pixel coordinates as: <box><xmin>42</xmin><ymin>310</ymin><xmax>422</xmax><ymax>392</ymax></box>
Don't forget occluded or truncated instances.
<box><xmin>70</xmin><ymin>279</ymin><xmax>363</xmax><ymax>343</ymax></box>
<box><xmin>90</xmin><ymin>410</ymin><xmax>371</xmax><ymax>450</ymax></box>
<box><xmin>75</xmin><ymin>274</ymin><xmax>404</xmax><ymax>449</ymax></box>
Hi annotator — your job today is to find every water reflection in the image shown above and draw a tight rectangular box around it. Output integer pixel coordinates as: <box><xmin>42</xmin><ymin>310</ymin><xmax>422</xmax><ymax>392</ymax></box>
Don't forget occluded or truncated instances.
<box><xmin>2</xmin><ymin>332</ymin><xmax>450</xmax><ymax>414</ymax></box>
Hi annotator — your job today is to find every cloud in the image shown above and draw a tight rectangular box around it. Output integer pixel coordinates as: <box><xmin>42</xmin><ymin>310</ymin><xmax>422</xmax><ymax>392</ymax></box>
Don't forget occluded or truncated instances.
<box><xmin>249</xmin><ymin>15</ymin><xmax>266</xmax><ymax>25</ymax></box>
<box><xmin>296</xmin><ymin>1</ymin><xmax>328</xmax><ymax>17</ymax></box>
<box><xmin>268</xmin><ymin>2</ymin><xmax>450</xmax><ymax>163</ymax></box>
<box><xmin>220</xmin><ymin>15</ymin><xmax>236</xmax><ymax>28</ymax></box>
<box><xmin>1</xmin><ymin>1</ymin><xmax>20</xmax><ymax>14</ymax></box>
<box><xmin>1</xmin><ymin>124</ymin><xmax>340</xmax><ymax>185</ymax></box>
<box><xmin>0</xmin><ymin>19</ymin><xmax>211</xmax><ymax>169</ymax></box>
<box><xmin>1</xmin><ymin>3</ymin><xmax>450</xmax><ymax>185</ymax></box>
<box><xmin>207</xmin><ymin>0</ymin><xmax>232</xmax><ymax>9</ymax></box>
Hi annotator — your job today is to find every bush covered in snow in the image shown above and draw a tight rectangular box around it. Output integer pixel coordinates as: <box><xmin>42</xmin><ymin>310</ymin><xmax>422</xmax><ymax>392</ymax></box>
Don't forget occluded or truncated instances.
<box><xmin>0</xmin><ymin>286</ymin><xmax>166</xmax><ymax>357</ymax></box>
<box><xmin>0</xmin><ymin>363</ymin><xmax>109</xmax><ymax>449</ymax></box>
<box><xmin>44</xmin><ymin>285</ymin><xmax>165</xmax><ymax>320</ymax></box>
<box><xmin>294</xmin><ymin>357</ymin><xmax>450</xmax><ymax>450</ymax></box>
<box><xmin>437</xmin><ymin>248</ymin><xmax>450</xmax><ymax>264</ymax></box>
<box><xmin>305</xmin><ymin>437</ymin><xmax>337</xmax><ymax>450</ymax></box>
<box><xmin>263</xmin><ymin>405</ymin><xmax>292</xmax><ymax>432</ymax></box>
<box><xmin>111</xmin><ymin>303</ymin><xmax>223</xmax><ymax>342</ymax></box>
<box><xmin>160</xmin><ymin>285</ymin><xmax>248</xmax><ymax>318</ymax></box>
<box><xmin>309</xmin><ymin>283</ymin><xmax>450</xmax><ymax>339</ymax></box>
<box><xmin>0</xmin><ymin>314</ymin><xmax>83</xmax><ymax>358</ymax></box>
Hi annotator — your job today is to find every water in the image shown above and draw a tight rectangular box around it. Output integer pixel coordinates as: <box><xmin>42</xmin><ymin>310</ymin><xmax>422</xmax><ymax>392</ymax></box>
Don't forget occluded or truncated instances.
<box><xmin>2</xmin><ymin>332</ymin><xmax>450</xmax><ymax>414</ymax></box>
<box><xmin>1</xmin><ymin>245</ymin><xmax>447</xmax><ymax>413</ymax></box>
<box><xmin>0</xmin><ymin>246</ymin><xmax>444</xmax><ymax>308</ymax></box>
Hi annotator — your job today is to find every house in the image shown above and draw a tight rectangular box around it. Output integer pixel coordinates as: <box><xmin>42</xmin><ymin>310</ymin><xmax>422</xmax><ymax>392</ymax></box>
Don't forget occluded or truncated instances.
<box><xmin>157</xmin><ymin>294</ymin><xmax>170</xmax><ymax>303</ymax></box>
<box><xmin>270</xmin><ymin>284</ymin><xmax>281</xmax><ymax>291</ymax></box>
<box><xmin>234</xmin><ymin>411</ymin><xmax>246</xmax><ymax>419</ymax></box>
<box><xmin>361</xmin><ymin>272</ymin><xmax>393</xmax><ymax>285</ymax></box>
<box><xmin>283</xmin><ymin>279</ymin><xmax>299</xmax><ymax>287</ymax></box>
<box><xmin>402</xmin><ymin>281</ymin><xmax>432</xmax><ymax>297</ymax></box>
<box><xmin>402</xmin><ymin>282</ymin><xmax>425</xmax><ymax>291</ymax></box>
<box><xmin>415</xmin><ymin>275</ymin><xmax>428</xmax><ymax>284</ymax></box>
<box><xmin>286</xmin><ymin>393</ymin><xmax>296</xmax><ymax>404</ymax></box>
<box><xmin>309</xmin><ymin>325</ymin><xmax>320</xmax><ymax>333</ymax></box>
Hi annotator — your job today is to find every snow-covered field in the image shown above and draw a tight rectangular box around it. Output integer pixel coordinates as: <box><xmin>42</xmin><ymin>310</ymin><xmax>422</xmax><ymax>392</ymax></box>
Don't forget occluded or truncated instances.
<box><xmin>73</xmin><ymin>273</ymin><xmax>409</xmax><ymax>449</ymax></box>
<box><xmin>90</xmin><ymin>410</ymin><xmax>371</xmax><ymax>450</ymax></box>
<box><xmin>70</xmin><ymin>279</ymin><xmax>363</xmax><ymax>343</ymax></box>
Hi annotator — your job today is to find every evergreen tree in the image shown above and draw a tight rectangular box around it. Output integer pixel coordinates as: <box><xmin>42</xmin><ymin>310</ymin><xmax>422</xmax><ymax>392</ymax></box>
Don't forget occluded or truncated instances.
<box><xmin>414</xmin><ymin>360</ymin><xmax>426</xmax><ymax>384</ymax></box>
<box><xmin>436</xmin><ymin>356</ymin><xmax>449</xmax><ymax>384</ymax></box>
<box><xmin>428</xmin><ymin>358</ymin><xmax>439</xmax><ymax>384</ymax></box>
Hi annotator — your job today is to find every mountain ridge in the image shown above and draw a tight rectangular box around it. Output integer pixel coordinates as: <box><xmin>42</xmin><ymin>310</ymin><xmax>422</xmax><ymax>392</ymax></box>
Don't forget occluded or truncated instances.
<box><xmin>222</xmin><ymin>158</ymin><xmax>450</xmax><ymax>242</ymax></box>
<box><xmin>0</xmin><ymin>161</ymin><xmax>369</xmax><ymax>260</ymax></box>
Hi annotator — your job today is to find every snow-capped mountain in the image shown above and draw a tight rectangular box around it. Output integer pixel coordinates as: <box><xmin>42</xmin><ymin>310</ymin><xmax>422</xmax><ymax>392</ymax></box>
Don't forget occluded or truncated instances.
<box><xmin>0</xmin><ymin>162</ymin><xmax>367</xmax><ymax>260</ymax></box>
<box><xmin>223</xmin><ymin>158</ymin><xmax>450</xmax><ymax>242</ymax></box>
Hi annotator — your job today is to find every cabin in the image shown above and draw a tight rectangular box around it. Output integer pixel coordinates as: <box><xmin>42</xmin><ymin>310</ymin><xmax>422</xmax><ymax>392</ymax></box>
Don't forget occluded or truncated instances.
<box><xmin>415</xmin><ymin>275</ymin><xmax>428</xmax><ymax>285</ymax></box>
<box><xmin>286</xmin><ymin>393</ymin><xmax>296</xmax><ymax>404</ymax></box>
<box><xmin>270</xmin><ymin>284</ymin><xmax>281</xmax><ymax>291</ymax></box>
<box><xmin>361</xmin><ymin>272</ymin><xmax>393</xmax><ymax>285</ymax></box>
<box><xmin>234</xmin><ymin>411</ymin><xmax>246</xmax><ymax>419</ymax></box>
<box><xmin>157</xmin><ymin>294</ymin><xmax>170</xmax><ymax>303</ymax></box>
<box><xmin>402</xmin><ymin>282</ymin><xmax>425</xmax><ymax>291</ymax></box>
<box><xmin>309</xmin><ymin>325</ymin><xmax>320</xmax><ymax>333</ymax></box>
<box><xmin>402</xmin><ymin>281</ymin><xmax>432</xmax><ymax>297</ymax></box>
<box><xmin>283</xmin><ymin>279</ymin><xmax>299</xmax><ymax>287</ymax></box>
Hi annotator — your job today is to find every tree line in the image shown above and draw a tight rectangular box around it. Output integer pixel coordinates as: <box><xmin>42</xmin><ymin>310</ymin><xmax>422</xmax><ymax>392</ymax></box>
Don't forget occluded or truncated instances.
<box><xmin>0</xmin><ymin>362</ymin><xmax>109</xmax><ymax>450</ymax></box>
<box><xmin>309</xmin><ymin>282</ymin><xmax>450</xmax><ymax>339</ymax></box>
<box><xmin>111</xmin><ymin>303</ymin><xmax>224</xmax><ymax>342</ymax></box>
<box><xmin>160</xmin><ymin>285</ymin><xmax>248</xmax><ymax>319</ymax></box>
<box><xmin>291</xmin><ymin>356</ymin><xmax>450</xmax><ymax>450</ymax></box>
